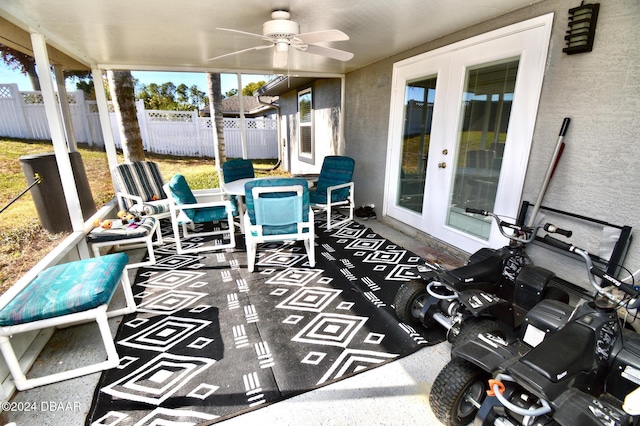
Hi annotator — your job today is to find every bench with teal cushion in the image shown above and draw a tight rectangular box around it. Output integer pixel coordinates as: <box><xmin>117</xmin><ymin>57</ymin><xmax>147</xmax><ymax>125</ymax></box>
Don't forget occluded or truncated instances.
<box><xmin>0</xmin><ymin>253</ymin><xmax>136</xmax><ymax>390</ymax></box>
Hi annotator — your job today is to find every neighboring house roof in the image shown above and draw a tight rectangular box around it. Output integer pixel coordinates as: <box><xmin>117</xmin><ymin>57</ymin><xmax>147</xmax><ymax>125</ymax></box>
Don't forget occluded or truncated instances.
<box><xmin>201</xmin><ymin>95</ymin><xmax>278</xmax><ymax>117</ymax></box>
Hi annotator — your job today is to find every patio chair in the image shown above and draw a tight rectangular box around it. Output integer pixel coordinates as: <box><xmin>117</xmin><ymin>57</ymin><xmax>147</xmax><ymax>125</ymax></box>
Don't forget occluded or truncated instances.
<box><xmin>222</xmin><ymin>158</ymin><xmax>255</xmax><ymax>184</ymax></box>
<box><xmin>244</xmin><ymin>178</ymin><xmax>315</xmax><ymax>272</ymax></box>
<box><xmin>309</xmin><ymin>156</ymin><xmax>355</xmax><ymax>230</ymax></box>
<box><xmin>112</xmin><ymin>161</ymin><xmax>171</xmax><ymax>219</ymax></box>
<box><xmin>164</xmin><ymin>174</ymin><xmax>236</xmax><ymax>254</ymax></box>
<box><xmin>221</xmin><ymin>158</ymin><xmax>255</xmax><ymax>231</ymax></box>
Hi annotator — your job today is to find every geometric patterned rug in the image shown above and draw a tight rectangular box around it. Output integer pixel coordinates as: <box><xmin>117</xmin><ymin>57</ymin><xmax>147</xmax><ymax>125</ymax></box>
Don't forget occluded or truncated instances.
<box><xmin>85</xmin><ymin>215</ymin><xmax>444</xmax><ymax>425</ymax></box>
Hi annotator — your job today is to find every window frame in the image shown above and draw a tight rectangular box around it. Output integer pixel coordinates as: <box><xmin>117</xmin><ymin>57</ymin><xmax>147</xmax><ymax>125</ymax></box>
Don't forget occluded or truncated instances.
<box><xmin>297</xmin><ymin>87</ymin><xmax>314</xmax><ymax>163</ymax></box>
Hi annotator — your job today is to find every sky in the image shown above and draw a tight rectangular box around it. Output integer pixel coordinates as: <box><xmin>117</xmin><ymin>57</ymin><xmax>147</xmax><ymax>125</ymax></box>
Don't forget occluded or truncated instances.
<box><xmin>0</xmin><ymin>62</ymin><xmax>272</xmax><ymax>95</ymax></box>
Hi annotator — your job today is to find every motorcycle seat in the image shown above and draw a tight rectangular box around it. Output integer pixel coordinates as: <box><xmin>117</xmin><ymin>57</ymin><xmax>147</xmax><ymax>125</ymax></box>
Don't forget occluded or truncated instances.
<box><xmin>445</xmin><ymin>254</ymin><xmax>503</xmax><ymax>284</ymax></box>
<box><xmin>519</xmin><ymin>321</ymin><xmax>595</xmax><ymax>383</ymax></box>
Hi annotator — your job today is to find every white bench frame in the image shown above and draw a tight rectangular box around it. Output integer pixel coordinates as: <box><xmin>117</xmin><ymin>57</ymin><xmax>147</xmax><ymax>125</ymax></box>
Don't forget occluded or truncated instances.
<box><xmin>0</xmin><ymin>272</ymin><xmax>136</xmax><ymax>391</ymax></box>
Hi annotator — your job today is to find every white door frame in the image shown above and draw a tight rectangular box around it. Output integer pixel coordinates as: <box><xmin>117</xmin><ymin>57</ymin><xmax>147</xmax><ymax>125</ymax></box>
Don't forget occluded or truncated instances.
<box><xmin>383</xmin><ymin>13</ymin><xmax>554</xmax><ymax>254</ymax></box>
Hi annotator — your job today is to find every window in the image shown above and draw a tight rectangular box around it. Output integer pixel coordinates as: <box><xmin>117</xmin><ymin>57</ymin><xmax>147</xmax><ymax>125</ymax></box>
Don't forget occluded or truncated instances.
<box><xmin>298</xmin><ymin>88</ymin><xmax>313</xmax><ymax>161</ymax></box>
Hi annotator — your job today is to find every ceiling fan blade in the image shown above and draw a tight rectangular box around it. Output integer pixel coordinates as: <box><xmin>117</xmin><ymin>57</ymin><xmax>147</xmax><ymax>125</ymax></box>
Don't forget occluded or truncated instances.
<box><xmin>273</xmin><ymin>49</ymin><xmax>288</xmax><ymax>69</ymax></box>
<box><xmin>216</xmin><ymin>28</ymin><xmax>268</xmax><ymax>40</ymax></box>
<box><xmin>302</xmin><ymin>44</ymin><xmax>354</xmax><ymax>62</ymax></box>
<box><xmin>208</xmin><ymin>44</ymin><xmax>273</xmax><ymax>61</ymax></box>
<box><xmin>296</xmin><ymin>29</ymin><xmax>349</xmax><ymax>44</ymax></box>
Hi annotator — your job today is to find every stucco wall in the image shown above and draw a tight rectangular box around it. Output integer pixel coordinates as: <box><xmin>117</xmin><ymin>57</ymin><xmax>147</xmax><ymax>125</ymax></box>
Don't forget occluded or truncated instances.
<box><xmin>345</xmin><ymin>0</ymin><xmax>640</xmax><ymax>286</ymax></box>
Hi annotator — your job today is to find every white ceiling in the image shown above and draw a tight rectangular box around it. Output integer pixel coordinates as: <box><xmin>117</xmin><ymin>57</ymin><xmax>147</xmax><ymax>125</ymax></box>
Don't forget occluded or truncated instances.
<box><xmin>0</xmin><ymin>0</ymin><xmax>541</xmax><ymax>77</ymax></box>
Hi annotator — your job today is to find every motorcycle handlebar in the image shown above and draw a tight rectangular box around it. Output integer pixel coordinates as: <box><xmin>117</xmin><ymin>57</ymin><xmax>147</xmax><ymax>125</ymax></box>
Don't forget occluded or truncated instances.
<box><xmin>591</xmin><ymin>267</ymin><xmax>640</xmax><ymax>308</ymax></box>
<box><xmin>543</xmin><ymin>234</ymin><xmax>573</xmax><ymax>251</ymax></box>
<box><xmin>544</xmin><ymin>223</ymin><xmax>572</xmax><ymax>238</ymax></box>
<box><xmin>465</xmin><ymin>208</ymin><xmax>572</xmax><ymax>244</ymax></box>
<box><xmin>543</xmin><ymin>235</ymin><xmax>640</xmax><ymax>308</ymax></box>
<box><xmin>465</xmin><ymin>207</ymin><xmax>487</xmax><ymax>215</ymax></box>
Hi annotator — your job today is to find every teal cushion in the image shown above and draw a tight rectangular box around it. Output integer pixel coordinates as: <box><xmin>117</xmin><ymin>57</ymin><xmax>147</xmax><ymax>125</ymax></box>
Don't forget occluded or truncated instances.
<box><xmin>168</xmin><ymin>174</ymin><xmax>198</xmax><ymax>220</ymax></box>
<box><xmin>222</xmin><ymin>159</ymin><xmax>254</xmax><ymax>183</ymax></box>
<box><xmin>168</xmin><ymin>174</ymin><xmax>232</xmax><ymax>224</ymax></box>
<box><xmin>309</xmin><ymin>156</ymin><xmax>354</xmax><ymax>204</ymax></box>
<box><xmin>0</xmin><ymin>253</ymin><xmax>129</xmax><ymax>327</ymax></box>
<box><xmin>192</xmin><ymin>207</ymin><xmax>230</xmax><ymax>223</ymax></box>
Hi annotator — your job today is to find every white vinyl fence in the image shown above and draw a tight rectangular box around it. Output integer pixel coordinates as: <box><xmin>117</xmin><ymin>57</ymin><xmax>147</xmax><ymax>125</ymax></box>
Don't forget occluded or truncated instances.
<box><xmin>0</xmin><ymin>84</ymin><xmax>278</xmax><ymax>159</ymax></box>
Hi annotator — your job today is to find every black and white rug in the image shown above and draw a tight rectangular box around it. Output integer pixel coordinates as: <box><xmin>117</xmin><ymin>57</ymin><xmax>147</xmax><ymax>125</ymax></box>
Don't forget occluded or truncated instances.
<box><xmin>86</xmin><ymin>215</ymin><xmax>443</xmax><ymax>425</ymax></box>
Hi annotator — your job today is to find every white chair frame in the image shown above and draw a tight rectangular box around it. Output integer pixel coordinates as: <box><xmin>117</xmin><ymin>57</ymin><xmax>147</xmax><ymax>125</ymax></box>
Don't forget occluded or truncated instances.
<box><xmin>244</xmin><ymin>184</ymin><xmax>315</xmax><ymax>272</ymax></box>
<box><xmin>163</xmin><ymin>185</ymin><xmax>236</xmax><ymax>254</ymax></box>
<box><xmin>313</xmin><ymin>181</ymin><xmax>355</xmax><ymax>230</ymax></box>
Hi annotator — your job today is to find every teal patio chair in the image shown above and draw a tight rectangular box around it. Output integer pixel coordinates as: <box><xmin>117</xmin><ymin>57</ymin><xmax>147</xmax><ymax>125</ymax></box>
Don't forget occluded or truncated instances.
<box><xmin>309</xmin><ymin>156</ymin><xmax>355</xmax><ymax>230</ymax></box>
<box><xmin>244</xmin><ymin>178</ymin><xmax>315</xmax><ymax>272</ymax></box>
<box><xmin>222</xmin><ymin>158</ymin><xmax>255</xmax><ymax>184</ymax></box>
<box><xmin>221</xmin><ymin>159</ymin><xmax>255</xmax><ymax>231</ymax></box>
<box><xmin>164</xmin><ymin>174</ymin><xmax>236</xmax><ymax>254</ymax></box>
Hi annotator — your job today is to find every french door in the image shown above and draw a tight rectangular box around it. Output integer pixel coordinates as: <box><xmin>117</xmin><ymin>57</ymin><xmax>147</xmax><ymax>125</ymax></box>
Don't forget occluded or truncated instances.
<box><xmin>384</xmin><ymin>14</ymin><xmax>553</xmax><ymax>254</ymax></box>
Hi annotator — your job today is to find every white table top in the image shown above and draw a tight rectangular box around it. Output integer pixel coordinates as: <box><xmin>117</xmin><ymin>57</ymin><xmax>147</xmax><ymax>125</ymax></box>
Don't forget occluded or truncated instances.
<box><xmin>221</xmin><ymin>177</ymin><xmax>267</xmax><ymax>196</ymax></box>
<box><xmin>222</xmin><ymin>177</ymin><xmax>315</xmax><ymax>196</ymax></box>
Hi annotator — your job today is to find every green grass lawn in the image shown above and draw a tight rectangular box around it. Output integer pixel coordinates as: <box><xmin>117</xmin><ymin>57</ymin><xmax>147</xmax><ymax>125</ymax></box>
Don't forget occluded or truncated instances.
<box><xmin>0</xmin><ymin>137</ymin><xmax>283</xmax><ymax>292</ymax></box>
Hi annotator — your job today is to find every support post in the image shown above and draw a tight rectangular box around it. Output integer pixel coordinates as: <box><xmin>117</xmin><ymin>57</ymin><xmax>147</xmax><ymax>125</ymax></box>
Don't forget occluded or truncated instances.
<box><xmin>92</xmin><ymin>68</ymin><xmax>119</xmax><ymax>171</ymax></box>
<box><xmin>30</xmin><ymin>33</ymin><xmax>85</xmax><ymax>237</ymax></box>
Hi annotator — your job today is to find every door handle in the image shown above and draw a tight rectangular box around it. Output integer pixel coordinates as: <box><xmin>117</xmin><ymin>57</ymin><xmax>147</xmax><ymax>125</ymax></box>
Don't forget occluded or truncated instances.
<box><xmin>438</xmin><ymin>162</ymin><xmax>447</xmax><ymax>169</ymax></box>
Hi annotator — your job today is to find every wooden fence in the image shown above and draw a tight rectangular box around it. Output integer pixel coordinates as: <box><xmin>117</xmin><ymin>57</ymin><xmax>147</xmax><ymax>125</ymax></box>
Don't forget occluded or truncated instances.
<box><xmin>0</xmin><ymin>84</ymin><xmax>278</xmax><ymax>159</ymax></box>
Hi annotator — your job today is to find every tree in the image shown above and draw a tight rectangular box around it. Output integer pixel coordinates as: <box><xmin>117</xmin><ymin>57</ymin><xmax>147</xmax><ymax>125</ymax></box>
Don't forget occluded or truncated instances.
<box><xmin>225</xmin><ymin>88</ymin><xmax>238</xmax><ymax>98</ymax></box>
<box><xmin>242</xmin><ymin>81</ymin><xmax>266</xmax><ymax>96</ymax></box>
<box><xmin>0</xmin><ymin>44</ymin><xmax>40</xmax><ymax>90</ymax></box>
<box><xmin>137</xmin><ymin>82</ymin><xmax>207</xmax><ymax>111</ymax></box>
<box><xmin>189</xmin><ymin>85</ymin><xmax>209</xmax><ymax>111</ymax></box>
<box><xmin>65</xmin><ymin>71</ymin><xmax>96</xmax><ymax>99</ymax></box>
<box><xmin>207</xmin><ymin>73</ymin><xmax>226</xmax><ymax>164</ymax></box>
<box><xmin>107</xmin><ymin>70</ymin><xmax>145</xmax><ymax>163</ymax></box>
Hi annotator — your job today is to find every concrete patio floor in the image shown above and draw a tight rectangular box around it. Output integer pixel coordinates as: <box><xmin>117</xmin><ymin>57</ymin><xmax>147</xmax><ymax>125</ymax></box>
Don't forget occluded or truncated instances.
<box><xmin>1</xmin><ymin>217</ymin><xmax>463</xmax><ymax>426</ymax></box>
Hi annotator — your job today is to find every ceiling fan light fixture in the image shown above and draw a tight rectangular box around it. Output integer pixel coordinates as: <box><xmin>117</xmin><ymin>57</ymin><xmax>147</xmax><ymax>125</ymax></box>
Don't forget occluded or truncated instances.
<box><xmin>275</xmin><ymin>41</ymin><xmax>289</xmax><ymax>53</ymax></box>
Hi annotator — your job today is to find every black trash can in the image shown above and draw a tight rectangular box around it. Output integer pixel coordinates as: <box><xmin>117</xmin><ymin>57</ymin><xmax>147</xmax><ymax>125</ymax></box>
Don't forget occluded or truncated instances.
<box><xmin>20</xmin><ymin>152</ymin><xmax>97</xmax><ymax>233</ymax></box>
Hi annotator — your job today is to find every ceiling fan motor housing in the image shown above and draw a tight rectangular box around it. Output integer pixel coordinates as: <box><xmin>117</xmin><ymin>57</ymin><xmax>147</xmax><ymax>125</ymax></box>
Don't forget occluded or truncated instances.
<box><xmin>263</xmin><ymin>10</ymin><xmax>300</xmax><ymax>39</ymax></box>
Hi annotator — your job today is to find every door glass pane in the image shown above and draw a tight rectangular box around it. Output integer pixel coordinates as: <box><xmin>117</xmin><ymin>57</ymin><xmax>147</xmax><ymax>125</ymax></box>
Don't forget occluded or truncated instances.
<box><xmin>397</xmin><ymin>76</ymin><xmax>437</xmax><ymax>213</ymax></box>
<box><xmin>447</xmin><ymin>58</ymin><xmax>519</xmax><ymax>239</ymax></box>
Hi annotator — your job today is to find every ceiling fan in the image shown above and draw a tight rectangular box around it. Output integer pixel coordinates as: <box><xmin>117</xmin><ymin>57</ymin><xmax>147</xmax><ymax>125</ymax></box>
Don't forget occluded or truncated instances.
<box><xmin>209</xmin><ymin>10</ymin><xmax>354</xmax><ymax>69</ymax></box>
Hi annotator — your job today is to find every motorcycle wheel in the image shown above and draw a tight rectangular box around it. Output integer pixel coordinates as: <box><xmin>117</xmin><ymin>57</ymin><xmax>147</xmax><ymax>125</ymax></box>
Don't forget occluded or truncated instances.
<box><xmin>450</xmin><ymin>318</ymin><xmax>509</xmax><ymax>350</ymax></box>
<box><xmin>394</xmin><ymin>279</ymin><xmax>429</xmax><ymax>325</ymax></box>
<box><xmin>430</xmin><ymin>358</ymin><xmax>490</xmax><ymax>426</ymax></box>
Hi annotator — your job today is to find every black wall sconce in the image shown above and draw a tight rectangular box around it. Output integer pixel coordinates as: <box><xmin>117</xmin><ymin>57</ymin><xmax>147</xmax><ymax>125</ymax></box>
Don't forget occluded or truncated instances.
<box><xmin>563</xmin><ymin>2</ymin><xmax>600</xmax><ymax>54</ymax></box>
